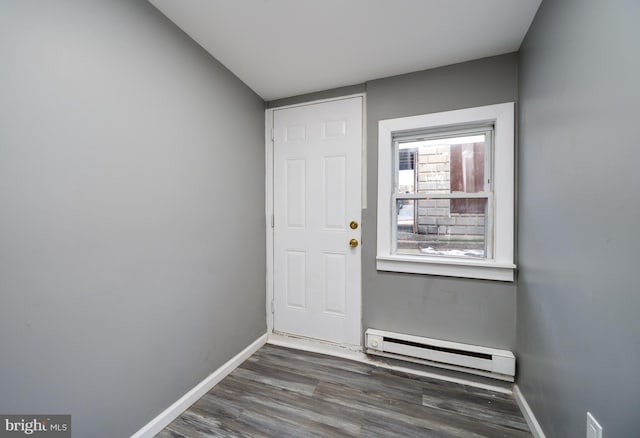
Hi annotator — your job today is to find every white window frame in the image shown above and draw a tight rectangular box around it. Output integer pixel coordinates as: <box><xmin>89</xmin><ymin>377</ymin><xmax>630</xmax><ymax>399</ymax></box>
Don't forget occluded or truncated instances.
<box><xmin>376</xmin><ymin>102</ymin><xmax>516</xmax><ymax>281</ymax></box>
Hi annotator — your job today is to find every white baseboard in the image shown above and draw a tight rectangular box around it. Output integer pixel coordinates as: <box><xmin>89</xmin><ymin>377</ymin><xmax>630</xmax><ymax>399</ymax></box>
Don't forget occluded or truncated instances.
<box><xmin>513</xmin><ymin>384</ymin><xmax>546</xmax><ymax>438</ymax></box>
<box><xmin>130</xmin><ymin>333</ymin><xmax>268</xmax><ymax>438</ymax></box>
<box><xmin>267</xmin><ymin>333</ymin><xmax>512</xmax><ymax>395</ymax></box>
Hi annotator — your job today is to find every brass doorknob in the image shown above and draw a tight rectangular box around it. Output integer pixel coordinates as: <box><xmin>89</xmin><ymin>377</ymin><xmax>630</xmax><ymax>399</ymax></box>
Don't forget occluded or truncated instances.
<box><xmin>349</xmin><ymin>238</ymin><xmax>359</xmax><ymax>248</ymax></box>
<box><xmin>350</xmin><ymin>221</ymin><xmax>359</xmax><ymax>230</ymax></box>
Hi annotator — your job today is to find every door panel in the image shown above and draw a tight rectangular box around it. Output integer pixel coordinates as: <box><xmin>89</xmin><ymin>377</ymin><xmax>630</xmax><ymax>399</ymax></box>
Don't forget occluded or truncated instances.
<box><xmin>286</xmin><ymin>159</ymin><xmax>306</xmax><ymax>228</ymax></box>
<box><xmin>323</xmin><ymin>252</ymin><xmax>346</xmax><ymax>315</ymax></box>
<box><xmin>286</xmin><ymin>250</ymin><xmax>307</xmax><ymax>309</ymax></box>
<box><xmin>323</xmin><ymin>156</ymin><xmax>346</xmax><ymax>229</ymax></box>
<box><xmin>273</xmin><ymin>97</ymin><xmax>362</xmax><ymax>346</ymax></box>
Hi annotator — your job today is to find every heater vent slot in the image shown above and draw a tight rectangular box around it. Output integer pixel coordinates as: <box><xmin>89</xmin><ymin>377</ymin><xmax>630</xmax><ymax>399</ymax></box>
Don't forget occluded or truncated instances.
<box><xmin>386</xmin><ymin>337</ymin><xmax>492</xmax><ymax>360</ymax></box>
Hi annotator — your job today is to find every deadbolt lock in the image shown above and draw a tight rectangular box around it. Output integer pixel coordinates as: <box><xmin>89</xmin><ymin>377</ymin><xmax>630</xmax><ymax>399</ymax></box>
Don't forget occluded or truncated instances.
<box><xmin>349</xmin><ymin>238</ymin><xmax>359</xmax><ymax>248</ymax></box>
<box><xmin>350</xmin><ymin>221</ymin><xmax>359</xmax><ymax>230</ymax></box>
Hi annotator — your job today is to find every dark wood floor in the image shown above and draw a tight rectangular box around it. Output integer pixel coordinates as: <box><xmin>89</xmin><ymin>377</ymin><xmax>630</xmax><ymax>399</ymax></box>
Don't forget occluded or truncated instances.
<box><xmin>156</xmin><ymin>344</ymin><xmax>531</xmax><ymax>437</ymax></box>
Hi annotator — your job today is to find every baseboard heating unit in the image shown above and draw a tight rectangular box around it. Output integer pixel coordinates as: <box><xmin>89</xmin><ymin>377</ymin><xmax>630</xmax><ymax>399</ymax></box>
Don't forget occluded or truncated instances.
<box><xmin>365</xmin><ymin>329</ymin><xmax>516</xmax><ymax>382</ymax></box>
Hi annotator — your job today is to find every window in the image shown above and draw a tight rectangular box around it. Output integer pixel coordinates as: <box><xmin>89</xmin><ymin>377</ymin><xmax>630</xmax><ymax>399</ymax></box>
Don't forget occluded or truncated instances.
<box><xmin>395</xmin><ymin>129</ymin><xmax>492</xmax><ymax>259</ymax></box>
<box><xmin>377</xmin><ymin>103</ymin><xmax>515</xmax><ymax>281</ymax></box>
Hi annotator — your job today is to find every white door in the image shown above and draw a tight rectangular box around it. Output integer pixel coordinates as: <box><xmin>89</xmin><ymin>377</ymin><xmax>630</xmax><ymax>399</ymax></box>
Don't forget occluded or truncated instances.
<box><xmin>273</xmin><ymin>97</ymin><xmax>362</xmax><ymax>346</ymax></box>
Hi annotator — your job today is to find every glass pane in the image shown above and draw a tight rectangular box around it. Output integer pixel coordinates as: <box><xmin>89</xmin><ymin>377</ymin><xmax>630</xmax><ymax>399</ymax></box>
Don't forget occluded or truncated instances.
<box><xmin>397</xmin><ymin>147</ymin><xmax>417</xmax><ymax>193</ymax></box>
<box><xmin>398</xmin><ymin>133</ymin><xmax>487</xmax><ymax>195</ymax></box>
<box><xmin>396</xmin><ymin>198</ymin><xmax>487</xmax><ymax>258</ymax></box>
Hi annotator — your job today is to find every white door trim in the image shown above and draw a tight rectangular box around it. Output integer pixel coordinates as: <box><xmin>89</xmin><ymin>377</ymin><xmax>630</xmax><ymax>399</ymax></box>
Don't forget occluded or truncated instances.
<box><xmin>265</xmin><ymin>93</ymin><xmax>366</xmax><ymax>342</ymax></box>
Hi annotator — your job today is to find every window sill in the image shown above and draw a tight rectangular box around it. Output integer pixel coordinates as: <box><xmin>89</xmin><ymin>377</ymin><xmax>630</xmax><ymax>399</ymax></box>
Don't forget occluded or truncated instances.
<box><xmin>376</xmin><ymin>255</ymin><xmax>516</xmax><ymax>282</ymax></box>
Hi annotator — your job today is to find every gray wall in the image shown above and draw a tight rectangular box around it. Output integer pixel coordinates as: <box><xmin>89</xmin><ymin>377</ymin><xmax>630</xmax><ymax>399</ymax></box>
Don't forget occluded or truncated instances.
<box><xmin>0</xmin><ymin>2</ymin><xmax>265</xmax><ymax>437</ymax></box>
<box><xmin>364</xmin><ymin>54</ymin><xmax>519</xmax><ymax>350</ymax></box>
<box><xmin>517</xmin><ymin>0</ymin><xmax>640</xmax><ymax>436</ymax></box>
<box><xmin>268</xmin><ymin>53</ymin><xmax>519</xmax><ymax>350</ymax></box>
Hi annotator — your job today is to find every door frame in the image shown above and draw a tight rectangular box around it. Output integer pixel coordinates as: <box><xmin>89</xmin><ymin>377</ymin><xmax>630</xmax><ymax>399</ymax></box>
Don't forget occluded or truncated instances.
<box><xmin>265</xmin><ymin>93</ymin><xmax>367</xmax><ymax>345</ymax></box>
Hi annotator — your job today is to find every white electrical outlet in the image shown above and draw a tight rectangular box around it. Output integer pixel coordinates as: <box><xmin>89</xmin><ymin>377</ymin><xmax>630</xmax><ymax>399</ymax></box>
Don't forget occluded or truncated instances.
<box><xmin>587</xmin><ymin>412</ymin><xmax>603</xmax><ymax>438</ymax></box>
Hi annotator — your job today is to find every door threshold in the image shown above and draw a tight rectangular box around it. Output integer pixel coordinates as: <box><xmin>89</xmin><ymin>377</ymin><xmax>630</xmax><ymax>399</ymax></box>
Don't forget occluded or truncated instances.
<box><xmin>267</xmin><ymin>332</ymin><xmax>364</xmax><ymax>359</ymax></box>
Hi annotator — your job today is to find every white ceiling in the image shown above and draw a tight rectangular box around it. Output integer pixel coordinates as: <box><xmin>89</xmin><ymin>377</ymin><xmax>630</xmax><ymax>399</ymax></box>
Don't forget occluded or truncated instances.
<box><xmin>149</xmin><ymin>0</ymin><xmax>541</xmax><ymax>101</ymax></box>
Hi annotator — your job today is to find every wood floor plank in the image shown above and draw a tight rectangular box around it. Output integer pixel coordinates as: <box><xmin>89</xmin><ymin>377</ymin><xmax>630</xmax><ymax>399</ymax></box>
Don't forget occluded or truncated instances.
<box><xmin>196</xmin><ymin>382</ymin><xmax>349</xmax><ymax>438</ymax></box>
<box><xmin>187</xmin><ymin>399</ymin><xmax>270</xmax><ymax>438</ymax></box>
<box><xmin>230</xmin><ymin>366</ymin><xmax>318</xmax><ymax>396</ymax></box>
<box><xmin>219</xmin><ymin>376</ymin><xmax>362</xmax><ymax>436</ymax></box>
<box><xmin>421</xmin><ymin>391</ymin><xmax>530</xmax><ymax>432</ymax></box>
<box><xmin>165</xmin><ymin>411</ymin><xmax>230</xmax><ymax>438</ymax></box>
<box><xmin>156</xmin><ymin>344</ymin><xmax>532</xmax><ymax>438</ymax></box>
<box><xmin>155</xmin><ymin>429</ymin><xmax>188</xmax><ymax>438</ymax></box>
<box><xmin>314</xmin><ymin>381</ymin><xmax>530</xmax><ymax>438</ymax></box>
<box><xmin>243</xmin><ymin>348</ymin><xmax>424</xmax><ymax>405</ymax></box>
